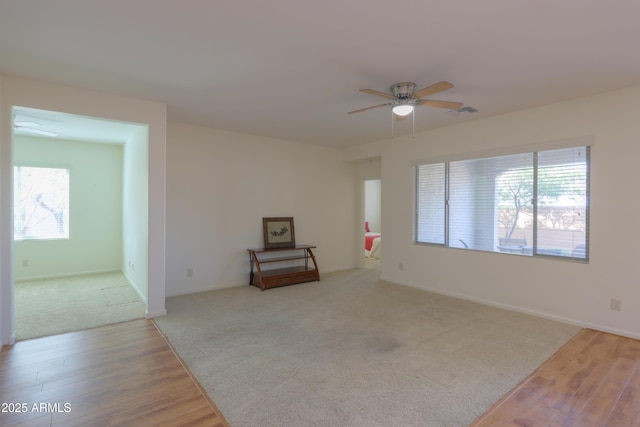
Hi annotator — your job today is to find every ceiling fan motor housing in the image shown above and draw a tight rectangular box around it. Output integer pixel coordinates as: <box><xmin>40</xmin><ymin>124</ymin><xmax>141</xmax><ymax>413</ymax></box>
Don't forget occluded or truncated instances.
<box><xmin>390</xmin><ymin>82</ymin><xmax>417</xmax><ymax>100</ymax></box>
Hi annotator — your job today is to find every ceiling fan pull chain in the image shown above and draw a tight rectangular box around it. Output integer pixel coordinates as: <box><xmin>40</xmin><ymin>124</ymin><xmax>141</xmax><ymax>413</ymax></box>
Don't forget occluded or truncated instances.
<box><xmin>412</xmin><ymin>109</ymin><xmax>415</xmax><ymax>139</ymax></box>
<box><xmin>391</xmin><ymin>111</ymin><xmax>395</xmax><ymax>138</ymax></box>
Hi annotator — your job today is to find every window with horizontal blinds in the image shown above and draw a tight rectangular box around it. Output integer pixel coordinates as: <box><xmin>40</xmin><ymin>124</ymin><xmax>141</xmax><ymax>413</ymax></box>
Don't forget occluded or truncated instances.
<box><xmin>415</xmin><ymin>146</ymin><xmax>589</xmax><ymax>261</ymax></box>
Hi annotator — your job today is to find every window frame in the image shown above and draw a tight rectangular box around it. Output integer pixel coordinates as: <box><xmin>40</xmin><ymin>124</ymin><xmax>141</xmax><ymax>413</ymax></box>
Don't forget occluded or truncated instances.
<box><xmin>414</xmin><ymin>144</ymin><xmax>590</xmax><ymax>262</ymax></box>
<box><xmin>13</xmin><ymin>165</ymin><xmax>71</xmax><ymax>241</ymax></box>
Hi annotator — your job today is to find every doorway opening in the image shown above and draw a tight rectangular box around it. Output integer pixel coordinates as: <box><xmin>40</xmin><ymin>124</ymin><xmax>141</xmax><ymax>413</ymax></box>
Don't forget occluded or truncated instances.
<box><xmin>364</xmin><ymin>179</ymin><xmax>381</xmax><ymax>266</ymax></box>
<box><xmin>12</xmin><ymin>106</ymin><xmax>149</xmax><ymax>340</ymax></box>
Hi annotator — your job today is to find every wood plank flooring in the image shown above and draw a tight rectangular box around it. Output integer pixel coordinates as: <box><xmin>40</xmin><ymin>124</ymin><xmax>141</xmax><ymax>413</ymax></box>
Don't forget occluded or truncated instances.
<box><xmin>471</xmin><ymin>329</ymin><xmax>640</xmax><ymax>426</ymax></box>
<box><xmin>0</xmin><ymin>320</ymin><xmax>229</xmax><ymax>427</ymax></box>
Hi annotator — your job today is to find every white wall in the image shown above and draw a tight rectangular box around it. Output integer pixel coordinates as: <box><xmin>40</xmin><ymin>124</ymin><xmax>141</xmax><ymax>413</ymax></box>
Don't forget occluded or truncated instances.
<box><xmin>165</xmin><ymin>122</ymin><xmax>357</xmax><ymax>296</ymax></box>
<box><xmin>122</xmin><ymin>126</ymin><xmax>149</xmax><ymax>302</ymax></box>
<box><xmin>0</xmin><ymin>74</ymin><xmax>167</xmax><ymax>344</ymax></box>
<box><xmin>13</xmin><ymin>136</ymin><xmax>123</xmax><ymax>279</ymax></box>
<box><xmin>345</xmin><ymin>84</ymin><xmax>640</xmax><ymax>339</ymax></box>
<box><xmin>0</xmin><ymin>73</ymin><xmax>8</xmax><ymax>345</ymax></box>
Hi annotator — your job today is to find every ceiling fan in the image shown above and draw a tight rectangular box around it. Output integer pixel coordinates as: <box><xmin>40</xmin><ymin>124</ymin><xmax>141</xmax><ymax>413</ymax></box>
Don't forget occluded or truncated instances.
<box><xmin>347</xmin><ymin>81</ymin><xmax>463</xmax><ymax>118</ymax></box>
<box><xmin>13</xmin><ymin>119</ymin><xmax>58</xmax><ymax>137</ymax></box>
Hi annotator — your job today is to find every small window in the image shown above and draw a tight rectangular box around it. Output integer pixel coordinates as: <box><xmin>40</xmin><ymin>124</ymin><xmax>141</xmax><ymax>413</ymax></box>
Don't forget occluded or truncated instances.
<box><xmin>14</xmin><ymin>166</ymin><xmax>70</xmax><ymax>240</ymax></box>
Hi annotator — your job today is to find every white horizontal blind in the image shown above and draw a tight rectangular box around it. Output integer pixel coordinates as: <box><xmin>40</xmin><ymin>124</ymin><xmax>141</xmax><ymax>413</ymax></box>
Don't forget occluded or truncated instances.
<box><xmin>415</xmin><ymin>146</ymin><xmax>590</xmax><ymax>261</ymax></box>
<box><xmin>415</xmin><ymin>163</ymin><xmax>445</xmax><ymax>244</ymax></box>
<box><xmin>536</xmin><ymin>146</ymin><xmax>589</xmax><ymax>259</ymax></box>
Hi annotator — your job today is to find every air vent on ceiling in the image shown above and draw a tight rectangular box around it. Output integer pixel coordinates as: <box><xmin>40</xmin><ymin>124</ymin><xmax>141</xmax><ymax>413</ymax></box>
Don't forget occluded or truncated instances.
<box><xmin>448</xmin><ymin>106</ymin><xmax>478</xmax><ymax>115</ymax></box>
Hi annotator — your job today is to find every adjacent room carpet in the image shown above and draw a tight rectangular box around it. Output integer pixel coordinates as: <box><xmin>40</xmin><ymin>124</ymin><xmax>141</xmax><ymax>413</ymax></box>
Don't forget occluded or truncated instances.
<box><xmin>155</xmin><ymin>267</ymin><xmax>580</xmax><ymax>427</ymax></box>
<box><xmin>15</xmin><ymin>272</ymin><xmax>146</xmax><ymax>341</ymax></box>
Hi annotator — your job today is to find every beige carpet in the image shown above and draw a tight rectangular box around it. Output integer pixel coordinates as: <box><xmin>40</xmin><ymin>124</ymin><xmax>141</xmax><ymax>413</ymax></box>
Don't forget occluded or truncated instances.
<box><xmin>15</xmin><ymin>272</ymin><xmax>146</xmax><ymax>341</ymax></box>
<box><xmin>155</xmin><ymin>267</ymin><xmax>580</xmax><ymax>427</ymax></box>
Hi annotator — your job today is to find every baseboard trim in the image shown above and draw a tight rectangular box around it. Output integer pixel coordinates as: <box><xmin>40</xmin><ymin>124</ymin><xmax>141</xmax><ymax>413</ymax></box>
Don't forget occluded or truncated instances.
<box><xmin>14</xmin><ymin>269</ymin><xmax>121</xmax><ymax>282</ymax></box>
<box><xmin>166</xmin><ymin>281</ymin><xmax>247</xmax><ymax>297</ymax></box>
<box><xmin>122</xmin><ymin>270</ymin><xmax>148</xmax><ymax>305</ymax></box>
<box><xmin>166</xmin><ymin>267</ymin><xmax>357</xmax><ymax>298</ymax></box>
<box><xmin>382</xmin><ymin>275</ymin><xmax>640</xmax><ymax>341</ymax></box>
<box><xmin>146</xmin><ymin>309</ymin><xmax>167</xmax><ymax>318</ymax></box>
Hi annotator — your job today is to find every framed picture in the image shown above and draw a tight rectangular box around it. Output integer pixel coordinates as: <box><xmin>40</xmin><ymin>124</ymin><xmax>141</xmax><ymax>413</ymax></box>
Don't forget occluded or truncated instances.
<box><xmin>263</xmin><ymin>217</ymin><xmax>296</xmax><ymax>249</ymax></box>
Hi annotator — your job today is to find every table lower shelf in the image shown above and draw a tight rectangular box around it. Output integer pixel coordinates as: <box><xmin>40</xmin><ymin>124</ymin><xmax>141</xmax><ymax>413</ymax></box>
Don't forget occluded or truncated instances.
<box><xmin>251</xmin><ymin>265</ymin><xmax>320</xmax><ymax>291</ymax></box>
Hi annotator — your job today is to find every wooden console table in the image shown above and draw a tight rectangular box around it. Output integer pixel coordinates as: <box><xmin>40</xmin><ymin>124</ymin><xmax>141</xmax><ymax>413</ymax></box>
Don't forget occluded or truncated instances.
<box><xmin>247</xmin><ymin>245</ymin><xmax>320</xmax><ymax>291</ymax></box>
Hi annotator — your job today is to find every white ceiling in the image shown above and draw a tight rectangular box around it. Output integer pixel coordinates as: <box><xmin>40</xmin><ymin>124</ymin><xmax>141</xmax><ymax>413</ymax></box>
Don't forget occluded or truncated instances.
<box><xmin>2</xmin><ymin>0</ymin><xmax>640</xmax><ymax>147</ymax></box>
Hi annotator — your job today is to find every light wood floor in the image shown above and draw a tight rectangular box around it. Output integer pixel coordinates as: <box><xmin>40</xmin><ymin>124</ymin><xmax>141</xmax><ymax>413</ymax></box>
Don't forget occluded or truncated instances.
<box><xmin>472</xmin><ymin>328</ymin><xmax>640</xmax><ymax>426</ymax></box>
<box><xmin>0</xmin><ymin>319</ymin><xmax>228</xmax><ymax>427</ymax></box>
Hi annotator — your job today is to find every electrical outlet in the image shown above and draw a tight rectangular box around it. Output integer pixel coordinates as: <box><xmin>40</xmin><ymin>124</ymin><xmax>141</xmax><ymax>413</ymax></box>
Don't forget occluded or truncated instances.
<box><xmin>187</xmin><ymin>268</ymin><xmax>193</xmax><ymax>277</ymax></box>
<box><xmin>610</xmin><ymin>298</ymin><xmax>622</xmax><ymax>311</ymax></box>
<box><xmin>398</xmin><ymin>262</ymin><xmax>404</xmax><ymax>271</ymax></box>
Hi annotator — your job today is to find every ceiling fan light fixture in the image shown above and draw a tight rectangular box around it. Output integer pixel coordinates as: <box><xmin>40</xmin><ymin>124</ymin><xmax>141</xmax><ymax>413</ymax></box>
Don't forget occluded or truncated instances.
<box><xmin>392</xmin><ymin>104</ymin><xmax>414</xmax><ymax>116</ymax></box>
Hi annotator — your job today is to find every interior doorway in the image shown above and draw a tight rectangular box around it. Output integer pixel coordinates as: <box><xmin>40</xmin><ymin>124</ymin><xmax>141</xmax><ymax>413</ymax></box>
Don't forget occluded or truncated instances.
<box><xmin>364</xmin><ymin>179</ymin><xmax>381</xmax><ymax>264</ymax></box>
<box><xmin>12</xmin><ymin>106</ymin><xmax>149</xmax><ymax>340</ymax></box>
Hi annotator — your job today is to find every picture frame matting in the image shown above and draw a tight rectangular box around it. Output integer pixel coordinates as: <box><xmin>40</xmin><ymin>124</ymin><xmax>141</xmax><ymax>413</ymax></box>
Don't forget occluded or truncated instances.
<box><xmin>262</xmin><ymin>217</ymin><xmax>296</xmax><ymax>249</ymax></box>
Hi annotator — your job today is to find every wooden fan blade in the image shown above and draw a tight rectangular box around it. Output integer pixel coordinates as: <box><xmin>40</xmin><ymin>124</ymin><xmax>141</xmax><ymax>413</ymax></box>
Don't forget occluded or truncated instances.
<box><xmin>15</xmin><ymin>126</ymin><xmax>58</xmax><ymax>137</ymax></box>
<box><xmin>359</xmin><ymin>89</ymin><xmax>397</xmax><ymax>100</ymax></box>
<box><xmin>14</xmin><ymin>120</ymin><xmax>41</xmax><ymax>127</ymax></box>
<box><xmin>417</xmin><ymin>99</ymin><xmax>464</xmax><ymax>110</ymax></box>
<box><xmin>347</xmin><ymin>103</ymin><xmax>392</xmax><ymax>114</ymax></box>
<box><xmin>412</xmin><ymin>81</ymin><xmax>454</xmax><ymax>99</ymax></box>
